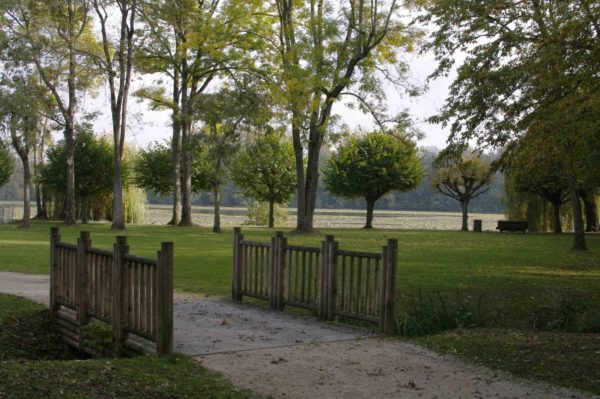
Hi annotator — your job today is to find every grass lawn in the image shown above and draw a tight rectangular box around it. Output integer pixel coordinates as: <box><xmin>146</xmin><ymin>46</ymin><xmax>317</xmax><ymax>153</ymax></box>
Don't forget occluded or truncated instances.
<box><xmin>0</xmin><ymin>293</ymin><xmax>261</xmax><ymax>399</ymax></box>
<box><xmin>0</xmin><ymin>221</ymin><xmax>599</xmax><ymax>394</ymax></box>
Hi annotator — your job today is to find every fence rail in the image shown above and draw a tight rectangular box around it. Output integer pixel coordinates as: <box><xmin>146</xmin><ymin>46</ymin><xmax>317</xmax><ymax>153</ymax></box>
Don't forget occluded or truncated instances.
<box><xmin>232</xmin><ymin>228</ymin><xmax>397</xmax><ymax>334</ymax></box>
<box><xmin>49</xmin><ymin>228</ymin><xmax>173</xmax><ymax>357</ymax></box>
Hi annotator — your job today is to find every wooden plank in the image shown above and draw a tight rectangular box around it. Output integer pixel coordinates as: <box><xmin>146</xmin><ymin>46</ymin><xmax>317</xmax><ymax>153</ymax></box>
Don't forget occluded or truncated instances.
<box><xmin>373</xmin><ymin>258</ymin><xmax>380</xmax><ymax>316</ymax></box>
<box><xmin>294</xmin><ymin>250</ymin><xmax>300</xmax><ymax>302</ymax></box>
<box><xmin>300</xmin><ymin>251</ymin><xmax>306</xmax><ymax>303</ymax></box>
<box><xmin>356</xmin><ymin>257</ymin><xmax>362</xmax><ymax>314</ymax></box>
<box><xmin>384</xmin><ymin>239</ymin><xmax>398</xmax><ymax>335</ymax></box>
<box><xmin>378</xmin><ymin>246</ymin><xmax>388</xmax><ymax>333</ymax></box>
<box><xmin>340</xmin><ymin>255</ymin><xmax>346</xmax><ymax>311</ymax></box>
<box><xmin>326</xmin><ymin>238</ymin><xmax>337</xmax><ymax>321</ymax></box>
<box><xmin>365</xmin><ymin>258</ymin><xmax>371</xmax><ymax>316</ymax></box>
<box><xmin>348</xmin><ymin>256</ymin><xmax>354</xmax><ymax>313</ymax></box>
<box><xmin>156</xmin><ymin>242</ymin><xmax>174</xmax><ymax>355</ymax></box>
<box><xmin>307</xmin><ymin>252</ymin><xmax>313</xmax><ymax>304</ymax></box>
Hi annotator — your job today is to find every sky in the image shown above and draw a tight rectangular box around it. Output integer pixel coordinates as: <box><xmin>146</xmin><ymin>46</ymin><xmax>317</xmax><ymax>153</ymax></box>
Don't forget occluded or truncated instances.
<box><xmin>89</xmin><ymin>49</ymin><xmax>454</xmax><ymax>151</ymax></box>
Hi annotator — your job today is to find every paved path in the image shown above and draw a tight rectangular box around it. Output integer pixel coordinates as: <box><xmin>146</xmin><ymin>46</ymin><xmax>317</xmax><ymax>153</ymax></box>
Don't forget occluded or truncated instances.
<box><xmin>1</xmin><ymin>272</ymin><xmax>596</xmax><ymax>399</ymax></box>
<box><xmin>0</xmin><ymin>272</ymin><xmax>366</xmax><ymax>355</ymax></box>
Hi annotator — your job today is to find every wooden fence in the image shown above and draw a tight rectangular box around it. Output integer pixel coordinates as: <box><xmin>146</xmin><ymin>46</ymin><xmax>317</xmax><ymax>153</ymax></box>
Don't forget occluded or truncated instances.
<box><xmin>232</xmin><ymin>228</ymin><xmax>397</xmax><ymax>334</ymax></box>
<box><xmin>50</xmin><ymin>228</ymin><xmax>173</xmax><ymax>357</ymax></box>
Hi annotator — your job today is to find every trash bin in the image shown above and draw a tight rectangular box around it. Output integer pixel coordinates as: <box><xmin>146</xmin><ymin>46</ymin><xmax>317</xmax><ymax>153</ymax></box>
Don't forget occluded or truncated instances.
<box><xmin>473</xmin><ymin>219</ymin><xmax>482</xmax><ymax>232</ymax></box>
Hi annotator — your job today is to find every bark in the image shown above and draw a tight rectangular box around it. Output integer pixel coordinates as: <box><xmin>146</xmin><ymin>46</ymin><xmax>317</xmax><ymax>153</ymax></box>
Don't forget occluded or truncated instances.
<box><xmin>169</xmin><ymin>66</ymin><xmax>182</xmax><ymax>226</ymax></box>
<box><xmin>567</xmin><ymin>173</ymin><xmax>587</xmax><ymax>250</ymax></box>
<box><xmin>364</xmin><ymin>198</ymin><xmax>375</xmax><ymax>229</ymax></box>
<box><xmin>21</xmin><ymin>158</ymin><xmax>31</xmax><ymax>228</ymax></box>
<box><xmin>551</xmin><ymin>200</ymin><xmax>562</xmax><ymax>234</ymax></box>
<box><xmin>81</xmin><ymin>193</ymin><xmax>89</xmax><ymax>224</ymax></box>
<box><xmin>268</xmin><ymin>198</ymin><xmax>275</xmax><ymax>228</ymax></box>
<box><xmin>461</xmin><ymin>200</ymin><xmax>469</xmax><ymax>231</ymax></box>
<box><xmin>212</xmin><ymin>182</ymin><xmax>221</xmax><ymax>233</ymax></box>
<box><xmin>178</xmin><ymin>64</ymin><xmax>194</xmax><ymax>226</ymax></box>
<box><xmin>581</xmin><ymin>191</ymin><xmax>599</xmax><ymax>232</ymax></box>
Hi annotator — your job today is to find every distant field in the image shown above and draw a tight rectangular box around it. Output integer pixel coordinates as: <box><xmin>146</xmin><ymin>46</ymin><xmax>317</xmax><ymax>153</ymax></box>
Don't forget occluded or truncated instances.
<box><xmin>1</xmin><ymin>201</ymin><xmax>504</xmax><ymax>231</ymax></box>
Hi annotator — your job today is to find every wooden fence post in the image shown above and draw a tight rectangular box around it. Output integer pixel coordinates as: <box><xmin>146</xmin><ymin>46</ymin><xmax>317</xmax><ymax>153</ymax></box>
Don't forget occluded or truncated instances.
<box><xmin>378</xmin><ymin>244</ymin><xmax>389</xmax><ymax>333</ymax></box>
<box><xmin>77</xmin><ymin>231</ymin><xmax>91</xmax><ymax>351</ymax></box>
<box><xmin>49</xmin><ymin>227</ymin><xmax>61</xmax><ymax>318</ymax></box>
<box><xmin>326</xmin><ymin>235</ymin><xmax>337</xmax><ymax>322</ymax></box>
<box><xmin>112</xmin><ymin>236</ymin><xmax>129</xmax><ymax>356</ymax></box>
<box><xmin>383</xmin><ymin>239</ymin><xmax>398</xmax><ymax>335</ymax></box>
<box><xmin>275</xmin><ymin>231</ymin><xmax>286</xmax><ymax>311</ymax></box>
<box><xmin>232</xmin><ymin>227</ymin><xmax>242</xmax><ymax>301</ymax></box>
<box><xmin>156</xmin><ymin>242</ymin><xmax>174</xmax><ymax>356</ymax></box>
<box><xmin>318</xmin><ymin>239</ymin><xmax>327</xmax><ymax>320</ymax></box>
<box><xmin>269</xmin><ymin>234</ymin><xmax>277</xmax><ymax>309</ymax></box>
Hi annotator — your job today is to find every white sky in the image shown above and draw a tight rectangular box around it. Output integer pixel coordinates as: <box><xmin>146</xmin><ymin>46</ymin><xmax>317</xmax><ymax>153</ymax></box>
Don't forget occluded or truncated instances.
<box><xmin>88</xmin><ymin>51</ymin><xmax>453</xmax><ymax>151</ymax></box>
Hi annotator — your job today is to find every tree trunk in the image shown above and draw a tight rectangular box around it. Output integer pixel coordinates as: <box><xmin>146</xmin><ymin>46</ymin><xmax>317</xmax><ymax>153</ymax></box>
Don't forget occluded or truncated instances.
<box><xmin>291</xmin><ymin>117</ymin><xmax>307</xmax><ymax>232</ymax></box>
<box><xmin>461</xmin><ymin>200</ymin><xmax>469</xmax><ymax>231</ymax></box>
<box><xmin>178</xmin><ymin>66</ymin><xmax>193</xmax><ymax>227</ymax></box>
<box><xmin>567</xmin><ymin>173</ymin><xmax>587</xmax><ymax>250</ymax></box>
<box><xmin>81</xmin><ymin>193</ymin><xmax>89</xmax><ymax>224</ymax></box>
<box><xmin>169</xmin><ymin>67</ymin><xmax>182</xmax><ymax>226</ymax></box>
<box><xmin>364</xmin><ymin>198</ymin><xmax>375</xmax><ymax>229</ymax></box>
<box><xmin>212</xmin><ymin>181</ymin><xmax>221</xmax><ymax>233</ymax></box>
<box><xmin>268</xmin><ymin>198</ymin><xmax>275</xmax><ymax>228</ymax></box>
<box><xmin>64</xmin><ymin>125</ymin><xmax>76</xmax><ymax>225</ymax></box>
<box><xmin>582</xmin><ymin>191</ymin><xmax>599</xmax><ymax>232</ymax></box>
<box><xmin>551</xmin><ymin>200</ymin><xmax>562</xmax><ymax>234</ymax></box>
<box><xmin>111</xmin><ymin>151</ymin><xmax>125</xmax><ymax>230</ymax></box>
<box><xmin>21</xmin><ymin>158</ymin><xmax>31</xmax><ymax>228</ymax></box>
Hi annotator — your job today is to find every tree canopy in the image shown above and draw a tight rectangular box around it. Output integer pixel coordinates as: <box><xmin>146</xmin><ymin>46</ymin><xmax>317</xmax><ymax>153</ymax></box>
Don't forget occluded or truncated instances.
<box><xmin>431</xmin><ymin>148</ymin><xmax>494</xmax><ymax>231</ymax></box>
<box><xmin>323</xmin><ymin>131</ymin><xmax>424</xmax><ymax>228</ymax></box>
<box><xmin>231</xmin><ymin>131</ymin><xmax>296</xmax><ymax>228</ymax></box>
<box><xmin>0</xmin><ymin>143</ymin><xmax>14</xmax><ymax>188</ymax></box>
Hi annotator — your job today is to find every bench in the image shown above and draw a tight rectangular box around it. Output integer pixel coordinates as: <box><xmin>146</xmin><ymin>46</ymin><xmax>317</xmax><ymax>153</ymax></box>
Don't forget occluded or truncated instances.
<box><xmin>496</xmin><ymin>220</ymin><xmax>528</xmax><ymax>233</ymax></box>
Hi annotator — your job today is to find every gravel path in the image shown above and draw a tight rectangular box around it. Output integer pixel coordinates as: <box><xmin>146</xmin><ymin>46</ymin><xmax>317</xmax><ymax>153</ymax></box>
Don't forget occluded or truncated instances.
<box><xmin>0</xmin><ymin>271</ymin><xmax>596</xmax><ymax>399</ymax></box>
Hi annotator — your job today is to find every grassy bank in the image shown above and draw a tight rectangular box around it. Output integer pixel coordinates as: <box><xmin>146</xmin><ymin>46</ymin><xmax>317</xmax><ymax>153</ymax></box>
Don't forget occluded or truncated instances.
<box><xmin>1</xmin><ymin>221</ymin><xmax>599</xmax><ymax>394</ymax></box>
<box><xmin>0</xmin><ymin>293</ymin><xmax>260</xmax><ymax>399</ymax></box>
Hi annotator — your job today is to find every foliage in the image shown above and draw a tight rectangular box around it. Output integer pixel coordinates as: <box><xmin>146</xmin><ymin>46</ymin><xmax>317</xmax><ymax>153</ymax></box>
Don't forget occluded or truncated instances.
<box><xmin>270</xmin><ymin>0</ymin><xmax>423</xmax><ymax>231</ymax></box>
<box><xmin>420</xmin><ymin>0</ymin><xmax>600</xmax><ymax>248</ymax></box>
<box><xmin>432</xmin><ymin>148</ymin><xmax>494</xmax><ymax>230</ymax></box>
<box><xmin>231</xmin><ymin>132</ymin><xmax>296</xmax><ymax>227</ymax></box>
<box><xmin>134</xmin><ymin>140</ymin><xmax>211</xmax><ymax>196</ymax></box>
<box><xmin>244</xmin><ymin>201</ymin><xmax>289</xmax><ymax>227</ymax></box>
<box><xmin>0</xmin><ymin>143</ymin><xmax>14</xmax><ymax>188</ymax></box>
<box><xmin>38</xmin><ymin>125</ymin><xmax>113</xmax><ymax>201</ymax></box>
<box><xmin>324</xmin><ymin>131</ymin><xmax>424</xmax><ymax>227</ymax></box>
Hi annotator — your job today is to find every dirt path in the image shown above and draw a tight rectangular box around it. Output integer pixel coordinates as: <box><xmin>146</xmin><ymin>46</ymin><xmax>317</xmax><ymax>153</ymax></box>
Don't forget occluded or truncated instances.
<box><xmin>0</xmin><ymin>272</ymin><xmax>595</xmax><ymax>399</ymax></box>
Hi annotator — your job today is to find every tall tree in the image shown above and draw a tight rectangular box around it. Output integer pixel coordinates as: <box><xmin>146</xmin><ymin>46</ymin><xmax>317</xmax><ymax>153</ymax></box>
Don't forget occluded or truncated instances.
<box><xmin>323</xmin><ymin>131</ymin><xmax>424</xmax><ymax>229</ymax></box>
<box><xmin>0</xmin><ymin>75</ymin><xmax>45</xmax><ymax>227</ymax></box>
<box><xmin>89</xmin><ymin>0</ymin><xmax>138</xmax><ymax>230</ymax></box>
<box><xmin>0</xmin><ymin>142</ymin><xmax>15</xmax><ymax>189</ymax></box>
<box><xmin>432</xmin><ymin>148</ymin><xmax>494</xmax><ymax>231</ymax></box>
<box><xmin>136</xmin><ymin>0</ymin><xmax>266</xmax><ymax>226</ymax></box>
<box><xmin>231</xmin><ymin>131</ymin><xmax>296</xmax><ymax>228</ymax></box>
<box><xmin>421</xmin><ymin>0</ymin><xmax>600</xmax><ymax>249</ymax></box>
<box><xmin>2</xmin><ymin>0</ymin><xmax>97</xmax><ymax>225</ymax></box>
<box><xmin>503</xmin><ymin>134</ymin><xmax>570</xmax><ymax>234</ymax></box>
<box><xmin>273</xmin><ymin>0</ymin><xmax>420</xmax><ymax>232</ymax></box>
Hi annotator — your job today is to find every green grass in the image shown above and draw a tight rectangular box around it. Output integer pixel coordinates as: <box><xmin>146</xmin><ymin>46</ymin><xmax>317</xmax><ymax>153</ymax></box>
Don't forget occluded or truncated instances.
<box><xmin>416</xmin><ymin>329</ymin><xmax>600</xmax><ymax>395</ymax></box>
<box><xmin>0</xmin><ymin>293</ymin><xmax>262</xmax><ymax>399</ymax></box>
<box><xmin>1</xmin><ymin>221</ymin><xmax>599</xmax><ymax>329</ymax></box>
<box><xmin>1</xmin><ymin>221</ymin><xmax>599</xmax><ymax>394</ymax></box>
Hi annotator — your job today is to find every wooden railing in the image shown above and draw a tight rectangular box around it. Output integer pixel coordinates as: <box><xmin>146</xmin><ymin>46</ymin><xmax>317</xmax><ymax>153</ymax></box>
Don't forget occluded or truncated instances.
<box><xmin>232</xmin><ymin>228</ymin><xmax>398</xmax><ymax>334</ymax></box>
<box><xmin>50</xmin><ymin>228</ymin><xmax>173</xmax><ymax>357</ymax></box>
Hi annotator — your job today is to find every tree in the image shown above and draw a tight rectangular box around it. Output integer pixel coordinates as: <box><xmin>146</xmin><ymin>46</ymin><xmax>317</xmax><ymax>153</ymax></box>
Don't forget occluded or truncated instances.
<box><xmin>420</xmin><ymin>1</ymin><xmax>600</xmax><ymax>249</ymax></box>
<box><xmin>0</xmin><ymin>74</ymin><xmax>45</xmax><ymax>227</ymax></box>
<box><xmin>323</xmin><ymin>131</ymin><xmax>424</xmax><ymax>229</ymax></box>
<box><xmin>231</xmin><ymin>131</ymin><xmax>296</xmax><ymax>228</ymax></box>
<box><xmin>272</xmin><ymin>0</ymin><xmax>421</xmax><ymax>232</ymax></box>
<box><xmin>89</xmin><ymin>0</ymin><xmax>138</xmax><ymax>230</ymax></box>
<box><xmin>39</xmin><ymin>125</ymin><xmax>113</xmax><ymax>224</ymax></box>
<box><xmin>134</xmin><ymin>140</ymin><xmax>211</xmax><ymax>203</ymax></box>
<box><xmin>135</xmin><ymin>0</ymin><xmax>265</xmax><ymax>227</ymax></box>
<box><xmin>432</xmin><ymin>148</ymin><xmax>494</xmax><ymax>231</ymax></box>
<box><xmin>2</xmin><ymin>0</ymin><xmax>98</xmax><ymax>225</ymax></box>
<box><xmin>0</xmin><ymin>143</ymin><xmax>14</xmax><ymax>188</ymax></box>
<box><xmin>503</xmin><ymin>135</ymin><xmax>570</xmax><ymax>234</ymax></box>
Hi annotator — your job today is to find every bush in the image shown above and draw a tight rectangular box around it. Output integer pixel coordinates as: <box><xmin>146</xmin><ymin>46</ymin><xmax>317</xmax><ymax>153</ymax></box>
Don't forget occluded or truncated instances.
<box><xmin>244</xmin><ymin>201</ymin><xmax>288</xmax><ymax>227</ymax></box>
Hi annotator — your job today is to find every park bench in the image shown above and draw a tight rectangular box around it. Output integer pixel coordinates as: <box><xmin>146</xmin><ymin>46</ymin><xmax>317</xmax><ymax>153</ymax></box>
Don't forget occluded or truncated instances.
<box><xmin>496</xmin><ymin>220</ymin><xmax>528</xmax><ymax>233</ymax></box>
